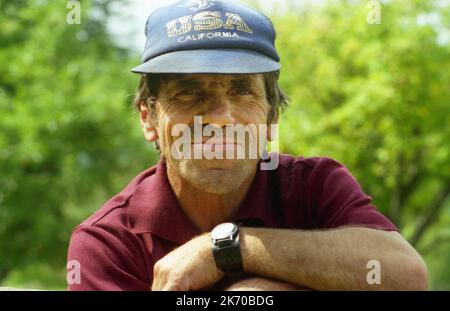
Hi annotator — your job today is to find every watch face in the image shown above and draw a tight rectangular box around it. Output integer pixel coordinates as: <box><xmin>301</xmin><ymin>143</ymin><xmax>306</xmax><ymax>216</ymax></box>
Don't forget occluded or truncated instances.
<box><xmin>211</xmin><ymin>222</ymin><xmax>236</xmax><ymax>240</ymax></box>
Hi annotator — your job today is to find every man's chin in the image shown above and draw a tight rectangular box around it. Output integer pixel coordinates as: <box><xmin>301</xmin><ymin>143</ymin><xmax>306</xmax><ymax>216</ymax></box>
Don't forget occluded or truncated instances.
<box><xmin>192</xmin><ymin>158</ymin><xmax>253</xmax><ymax>171</ymax></box>
<box><xmin>179</xmin><ymin>159</ymin><xmax>257</xmax><ymax>194</ymax></box>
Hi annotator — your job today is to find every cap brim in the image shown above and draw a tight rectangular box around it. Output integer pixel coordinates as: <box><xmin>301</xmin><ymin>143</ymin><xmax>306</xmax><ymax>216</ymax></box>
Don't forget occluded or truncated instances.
<box><xmin>131</xmin><ymin>49</ymin><xmax>280</xmax><ymax>74</ymax></box>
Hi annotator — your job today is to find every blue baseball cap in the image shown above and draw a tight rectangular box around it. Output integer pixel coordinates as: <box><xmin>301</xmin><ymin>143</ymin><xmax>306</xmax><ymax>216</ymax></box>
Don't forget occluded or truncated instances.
<box><xmin>131</xmin><ymin>0</ymin><xmax>281</xmax><ymax>74</ymax></box>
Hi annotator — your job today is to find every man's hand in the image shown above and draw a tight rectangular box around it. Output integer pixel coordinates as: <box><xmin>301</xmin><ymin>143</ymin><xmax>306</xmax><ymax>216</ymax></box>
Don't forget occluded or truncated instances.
<box><xmin>152</xmin><ymin>234</ymin><xmax>225</xmax><ymax>291</ymax></box>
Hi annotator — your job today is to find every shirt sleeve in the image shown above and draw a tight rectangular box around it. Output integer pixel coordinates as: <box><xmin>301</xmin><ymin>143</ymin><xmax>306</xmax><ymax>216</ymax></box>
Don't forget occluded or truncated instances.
<box><xmin>309</xmin><ymin>157</ymin><xmax>398</xmax><ymax>231</ymax></box>
<box><xmin>67</xmin><ymin>224</ymin><xmax>151</xmax><ymax>291</ymax></box>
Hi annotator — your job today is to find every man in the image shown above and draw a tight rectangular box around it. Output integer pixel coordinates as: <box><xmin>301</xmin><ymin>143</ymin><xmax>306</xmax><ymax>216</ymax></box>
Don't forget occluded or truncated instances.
<box><xmin>67</xmin><ymin>0</ymin><xmax>428</xmax><ymax>291</ymax></box>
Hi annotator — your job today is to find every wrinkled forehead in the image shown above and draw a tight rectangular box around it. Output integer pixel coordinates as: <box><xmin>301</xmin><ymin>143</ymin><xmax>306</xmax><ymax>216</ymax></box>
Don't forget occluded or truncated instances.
<box><xmin>160</xmin><ymin>73</ymin><xmax>264</xmax><ymax>90</ymax></box>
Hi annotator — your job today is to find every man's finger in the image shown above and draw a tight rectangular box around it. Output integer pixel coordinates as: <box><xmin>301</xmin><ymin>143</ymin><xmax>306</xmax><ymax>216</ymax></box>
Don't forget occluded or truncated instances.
<box><xmin>151</xmin><ymin>273</ymin><xmax>164</xmax><ymax>291</ymax></box>
<box><xmin>162</xmin><ymin>282</ymin><xmax>182</xmax><ymax>291</ymax></box>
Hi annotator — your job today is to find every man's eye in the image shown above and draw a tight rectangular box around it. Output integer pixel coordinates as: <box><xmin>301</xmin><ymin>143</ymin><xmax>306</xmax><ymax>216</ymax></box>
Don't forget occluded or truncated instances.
<box><xmin>231</xmin><ymin>88</ymin><xmax>252</xmax><ymax>96</ymax></box>
<box><xmin>179</xmin><ymin>89</ymin><xmax>203</xmax><ymax>96</ymax></box>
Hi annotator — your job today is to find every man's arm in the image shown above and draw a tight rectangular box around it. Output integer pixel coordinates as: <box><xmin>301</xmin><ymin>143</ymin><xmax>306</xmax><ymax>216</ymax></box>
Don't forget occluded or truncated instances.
<box><xmin>239</xmin><ymin>227</ymin><xmax>428</xmax><ymax>291</ymax></box>
<box><xmin>152</xmin><ymin>227</ymin><xmax>428</xmax><ymax>291</ymax></box>
<box><xmin>68</xmin><ymin>225</ymin><xmax>152</xmax><ymax>291</ymax></box>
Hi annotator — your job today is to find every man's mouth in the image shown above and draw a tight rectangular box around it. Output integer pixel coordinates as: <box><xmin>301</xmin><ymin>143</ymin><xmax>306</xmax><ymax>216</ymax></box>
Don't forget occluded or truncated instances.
<box><xmin>192</xmin><ymin>141</ymin><xmax>242</xmax><ymax>152</ymax></box>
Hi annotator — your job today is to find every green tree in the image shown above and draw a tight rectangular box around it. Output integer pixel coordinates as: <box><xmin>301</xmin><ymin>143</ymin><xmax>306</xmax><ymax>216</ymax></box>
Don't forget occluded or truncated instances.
<box><xmin>0</xmin><ymin>0</ymin><xmax>157</xmax><ymax>289</ymax></box>
<box><xmin>268</xmin><ymin>0</ymin><xmax>449</xmax><ymax>289</ymax></box>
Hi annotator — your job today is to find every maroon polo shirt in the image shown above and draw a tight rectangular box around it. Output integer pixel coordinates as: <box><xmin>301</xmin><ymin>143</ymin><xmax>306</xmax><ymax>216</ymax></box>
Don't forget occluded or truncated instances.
<box><xmin>67</xmin><ymin>154</ymin><xmax>398</xmax><ymax>291</ymax></box>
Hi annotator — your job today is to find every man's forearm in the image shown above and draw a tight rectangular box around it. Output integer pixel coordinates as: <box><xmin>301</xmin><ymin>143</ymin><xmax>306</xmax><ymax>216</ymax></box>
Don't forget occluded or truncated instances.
<box><xmin>239</xmin><ymin>227</ymin><xmax>428</xmax><ymax>290</ymax></box>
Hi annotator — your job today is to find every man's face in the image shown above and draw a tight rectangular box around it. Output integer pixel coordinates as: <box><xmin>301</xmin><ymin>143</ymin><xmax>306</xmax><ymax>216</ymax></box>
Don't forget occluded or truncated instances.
<box><xmin>142</xmin><ymin>74</ymin><xmax>273</xmax><ymax>195</ymax></box>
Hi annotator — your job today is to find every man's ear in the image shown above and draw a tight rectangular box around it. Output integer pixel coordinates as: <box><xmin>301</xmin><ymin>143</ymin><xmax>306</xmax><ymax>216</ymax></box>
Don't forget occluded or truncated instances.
<box><xmin>139</xmin><ymin>101</ymin><xmax>158</xmax><ymax>142</ymax></box>
<box><xmin>267</xmin><ymin>115</ymin><xmax>279</xmax><ymax>142</ymax></box>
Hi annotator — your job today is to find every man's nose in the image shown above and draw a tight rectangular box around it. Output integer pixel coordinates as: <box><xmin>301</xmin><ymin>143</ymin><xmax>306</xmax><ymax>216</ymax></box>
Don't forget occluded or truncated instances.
<box><xmin>201</xmin><ymin>96</ymin><xmax>236</xmax><ymax>126</ymax></box>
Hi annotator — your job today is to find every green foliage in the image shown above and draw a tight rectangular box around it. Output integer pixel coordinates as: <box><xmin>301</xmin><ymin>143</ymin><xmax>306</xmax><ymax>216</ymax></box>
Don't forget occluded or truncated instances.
<box><xmin>0</xmin><ymin>0</ymin><xmax>158</xmax><ymax>289</ymax></box>
<box><xmin>270</xmin><ymin>0</ymin><xmax>449</xmax><ymax>289</ymax></box>
<box><xmin>0</xmin><ymin>0</ymin><xmax>448</xmax><ymax>290</ymax></box>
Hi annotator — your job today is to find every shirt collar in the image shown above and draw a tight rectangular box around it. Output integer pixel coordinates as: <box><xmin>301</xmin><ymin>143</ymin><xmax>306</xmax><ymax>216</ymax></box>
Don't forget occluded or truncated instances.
<box><xmin>128</xmin><ymin>158</ymin><xmax>279</xmax><ymax>245</ymax></box>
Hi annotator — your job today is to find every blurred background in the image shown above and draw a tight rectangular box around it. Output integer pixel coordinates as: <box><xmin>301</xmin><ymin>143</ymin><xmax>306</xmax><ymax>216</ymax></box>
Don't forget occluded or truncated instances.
<box><xmin>0</xmin><ymin>0</ymin><xmax>448</xmax><ymax>290</ymax></box>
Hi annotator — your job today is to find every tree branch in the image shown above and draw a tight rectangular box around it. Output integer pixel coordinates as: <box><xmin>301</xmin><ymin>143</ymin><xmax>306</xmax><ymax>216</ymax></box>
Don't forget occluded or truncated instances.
<box><xmin>389</xmin><ymin>152</ymin><xmax>404</xmax><ymax>227</ymax></box>
<box><xmin>418</xmin><ymin>234</ymin><xmax>450</xmax><ymax>255</ymax></box>
<box><xmin>399</xmin><ymin>150</ymin><xmax>424</xmax><ymax>210</ymax></box>
<box><xmin>410</xmin><ymin>183</ymin><xmax>450</xmax><ymax>247</ymax></box>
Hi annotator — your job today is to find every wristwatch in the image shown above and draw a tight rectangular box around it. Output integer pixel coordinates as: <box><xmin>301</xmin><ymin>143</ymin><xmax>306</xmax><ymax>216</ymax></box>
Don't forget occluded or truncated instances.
<box><xmin>210</xmin><ymin>222</ymin><xmax>243</xmax><ymax>275</ymax></box>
